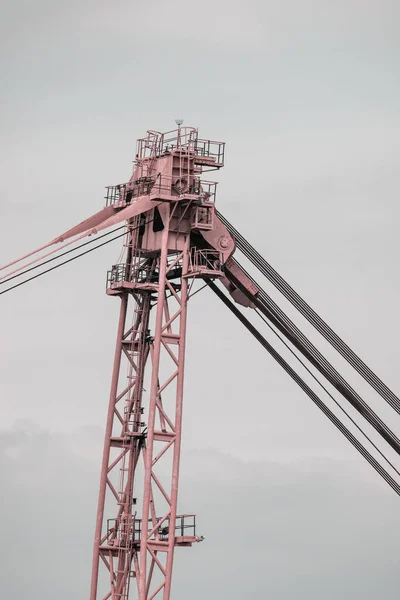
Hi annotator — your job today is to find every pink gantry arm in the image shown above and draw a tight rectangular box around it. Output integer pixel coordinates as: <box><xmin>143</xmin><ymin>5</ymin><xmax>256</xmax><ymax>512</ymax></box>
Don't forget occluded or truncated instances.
<box><xmin>0</xmin><ymin>197</ymin><xmax>162</xmax><ymax>277</ymax></box>
<box><xmin>199</xmin><ymin>211</ymin><xmax>258</xmax><ymax>307</ymax></box>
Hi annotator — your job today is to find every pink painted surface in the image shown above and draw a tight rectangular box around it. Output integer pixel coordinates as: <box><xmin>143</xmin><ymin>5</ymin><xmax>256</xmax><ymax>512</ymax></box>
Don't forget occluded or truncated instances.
<box><xmin>86</xmin><ymin>126</ymin><xmax>229</xmax><ymax>600</ymax></box>
<box><xmin>0</xmin><ymin>124</ymin><xmax>263</xmax><ymax>599</ymax></box>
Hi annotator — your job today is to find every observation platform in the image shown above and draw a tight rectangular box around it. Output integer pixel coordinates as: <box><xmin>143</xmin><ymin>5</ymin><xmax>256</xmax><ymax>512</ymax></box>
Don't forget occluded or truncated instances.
<box><xmin>106</xmin><ymin>248</ymin><xmax>223</xmax><ymax>296</ymax></box>
<box><xmin>101</xmin><ymin>515</ymin><xmax>202</xmax><ymax>557</ymax></box>
<box><xmin>104</xmin><ymin>177</ymin><xmax>218</xmax><ymax>209</ymax></box>
<box><xmin>137</xmin><ymin>127</ymin><xmax>225</xmax><ymax>170</ymax></box>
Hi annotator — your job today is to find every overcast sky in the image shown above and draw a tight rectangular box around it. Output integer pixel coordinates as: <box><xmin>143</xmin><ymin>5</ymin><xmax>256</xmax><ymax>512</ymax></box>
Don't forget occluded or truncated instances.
<box><xmin>1</xmin><ymin>1</ymin><xmax>400</xmax><ymax>598</ymax></box>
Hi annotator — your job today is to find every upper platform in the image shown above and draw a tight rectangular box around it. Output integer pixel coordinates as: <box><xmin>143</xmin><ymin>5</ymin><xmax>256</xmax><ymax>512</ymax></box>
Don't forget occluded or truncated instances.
<box><xmin>136</xmin><ymin>126</ymin><xmax>225</xmax><ymax>171</ymax></box>
<box><xmin>104</xmin><ymin>126</ymin><xmax>224</xmax><ymax>209</ymax></box>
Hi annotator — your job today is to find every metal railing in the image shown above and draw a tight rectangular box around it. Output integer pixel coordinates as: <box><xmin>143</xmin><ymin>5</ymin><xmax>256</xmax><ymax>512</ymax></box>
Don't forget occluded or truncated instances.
<box><xmin>133</xmin><ymin>514</ymin><xmax>196</xmax><ymax>542</ymax></box>
<box><xmin>105</xmin><ymin>177</ymin><xmax>217</xmax><ymax>207</ymax></box>
<box><xmin>105</xmin><ymin>183</ymin><xmax>128</xmax><ymax>206</ymax></box>
<box><xmin>192</xmin><ymin>203</ymin><xmax>214</xmax><ymax>230</ymax></box>
<box><xmin>137</xmin><ymin>128</ymin><xmax>198</xmax><ymax>159</ymax></box>
<box><xmin>105</xmin><ymin>514</ymin><xmax>196</xmax><ymax>547</ymax></box>
<box><xmin>195</xmin><ymin>138</ymin><xmax>225</xmax><ymax>165</ymax></box>
<box><xmin>106</xmin><ymin>257</ymin><xmax>156</xmax><ymax>288</ymax></box>
<box><xmin>135</xmin><ymin>128</ymin><xmax>225</xmax><ymax>165</ymax></box>
<box><xmin>188</xmin><ymin>248</ymin><xmax>223</xmax><ymax>277</ymax></box>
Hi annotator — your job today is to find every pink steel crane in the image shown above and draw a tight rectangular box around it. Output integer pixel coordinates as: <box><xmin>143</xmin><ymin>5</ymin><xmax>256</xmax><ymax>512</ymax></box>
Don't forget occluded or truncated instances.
<box><xmin>87</xmin><ymin>125</ymin><xmax>236</xmax><ymax>600</ymax></box>
<box><xmin>2</xmin><ymin>123</ymin><xmax>400</xmax><ymax>600</ymax></box>
<box><xmin>2</xmin><ymin>124</ymin><xmax>236</xmax><ymax>600</ymax></box>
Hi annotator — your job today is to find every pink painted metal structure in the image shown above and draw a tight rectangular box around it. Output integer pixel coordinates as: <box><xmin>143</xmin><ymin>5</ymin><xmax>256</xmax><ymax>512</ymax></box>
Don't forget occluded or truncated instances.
<box><xmin>3</xmin><ymin>123</ymin><xmax>400</xmax><ymax>599</ymax></box>
<box><xmin>89</xmin><ymin>126</ymin><xmax>233</xmax><ymax>600</ymax></box>
<box><xmin>0</xmin><ymin>123</ymin><xmax>257</xmax><ymax>600</ymax></box>
<box><xmin>0</xmin><ymin>123</ymin><xmax>256</xmax><ymax>599</ymax></box>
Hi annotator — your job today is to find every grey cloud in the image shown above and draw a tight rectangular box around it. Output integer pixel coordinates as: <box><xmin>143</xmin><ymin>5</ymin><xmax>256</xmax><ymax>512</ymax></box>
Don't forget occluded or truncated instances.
<box><xmin>1</xmin><ymin>425</ymin><xmax>400</xmax><ymax>599</ymax></box>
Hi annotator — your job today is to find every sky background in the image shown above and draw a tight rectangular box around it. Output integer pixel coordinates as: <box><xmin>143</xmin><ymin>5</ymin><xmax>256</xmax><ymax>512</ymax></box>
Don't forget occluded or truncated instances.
<box><xmin>1</xmin><ymin>0</ymin><xmax>400</xmax><ymax>598</ymax></box>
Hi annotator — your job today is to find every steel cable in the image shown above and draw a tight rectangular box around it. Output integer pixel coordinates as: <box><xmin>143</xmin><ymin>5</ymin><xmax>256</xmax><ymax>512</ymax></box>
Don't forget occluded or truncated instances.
<box><xmin>255</xmin><ymin>308</ymin><xmax>400</xmax><ymax>479</ymax></box>
<box><xmin>217</xmin><ymin>210</ymin><xmax>400</xmax><ymax>416</ymax></box>
<box><xmin>209</xmin><ymin>280</ymin><xmax>400</xmax><ymax>498</ymax></box>
<box><xmin>0</xmin><ymin>220</ymin><xmax>153</xmax><ymax>296</ymax></box>
<box><xmin>226</xmin><ymin>259</ymin><xmax>400</xmax><ymax>456</ymax></box>
<box><xmin>0</xmin><ymin>231</ymin><xmax>127</xmax><ymax>295</ymax></box>
<box><xmin>0</xmin><ymin>225</ymin><xmax>126</xmax><ymax>287</ymax></box>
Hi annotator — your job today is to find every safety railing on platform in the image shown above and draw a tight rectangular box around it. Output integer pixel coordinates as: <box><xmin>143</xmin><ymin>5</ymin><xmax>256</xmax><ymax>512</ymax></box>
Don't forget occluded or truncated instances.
<box><xmin>105</xmin><ymin>177</ymin><xmax>159</xmax><ymax>207</ymax></box>
<box><xmin>187</xmin><ymin>248</ymin><xmax>223</xmax><ymax>278</ymax></box>
<box><xmin>133</xmin><ymin>514</ymin><xmax>197</xmax><ymax>542</ymax></box>
<box><xmin>104</xmin><ymin>183</ymin><xmax>128</xmax><ymax>206</ymax></box>
<box><xmin>137</xmin><ymin>127</ymin><xmax>197</xmax><ymax>159</ymax></box>
<box><xmin>195</xmin><ymin>138</ymin><xmax>225</xmax><ymax>166</ymax></box>
<box><xmin>135</xmin><ymin>128</ymin><xmax>225</xmax><ymax>166</ymax></box>
<box><xmin>105</xmin><ymin>177</ymin><xmax>217</xmax><ymax>207</ymax></box>
<box><xmin>105</xmin><ymin>514</ymin><xmax>196</xmax><ymax>547</ymax></box>
<box><xmin>106</xmin><ymin>257</ymin><xmax>155</xmax><ymax>288</ymax></box>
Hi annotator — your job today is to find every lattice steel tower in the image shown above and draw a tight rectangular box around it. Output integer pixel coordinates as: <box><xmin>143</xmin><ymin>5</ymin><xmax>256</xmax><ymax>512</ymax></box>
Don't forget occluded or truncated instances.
<box><xmin>4</xmin><ymin>122</ymin><xmax>400</xmax><ymax>600</ymax></box>
<box><xmin>90</xmin><ymin>126</ymin><xmax>231</xmax><ymax>600</ymax></box>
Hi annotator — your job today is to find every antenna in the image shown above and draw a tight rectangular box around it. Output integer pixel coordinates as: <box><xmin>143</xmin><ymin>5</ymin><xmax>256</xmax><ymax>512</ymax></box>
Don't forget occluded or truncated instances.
<box><xmin>175</xmin><ymin>119</ymin><xmax>184</xmax><ymax>148</ymax></box>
